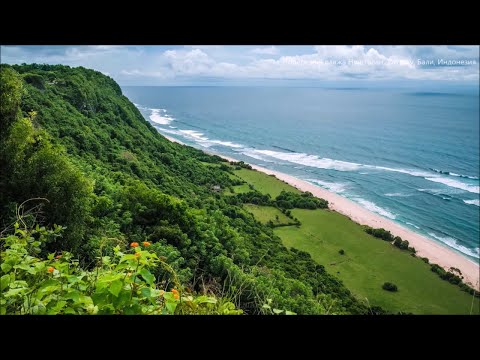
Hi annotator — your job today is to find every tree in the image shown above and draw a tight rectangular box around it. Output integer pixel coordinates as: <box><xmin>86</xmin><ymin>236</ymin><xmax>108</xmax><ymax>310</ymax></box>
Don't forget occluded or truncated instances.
<box><xmin>0</xmin><ymin>65</ymin><xmax>23</xmax><ymax>136</ymax></box>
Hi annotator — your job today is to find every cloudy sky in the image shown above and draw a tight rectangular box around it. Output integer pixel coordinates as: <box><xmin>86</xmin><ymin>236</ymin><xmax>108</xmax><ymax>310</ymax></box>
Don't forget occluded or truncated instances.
<box><xmin>1</xmin><ymin>45</ymin><xmax>478</xmax><ymax>86</ymax></box>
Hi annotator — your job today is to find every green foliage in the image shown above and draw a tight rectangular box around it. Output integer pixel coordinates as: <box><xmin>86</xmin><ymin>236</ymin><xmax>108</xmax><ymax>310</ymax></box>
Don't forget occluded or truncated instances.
<box><xmin>382</xmin><ymin>282</ymin><xmax>398</xmax><ymax>292</ymax></box>
<box><xmin>275</xmin><ymin>191</ymin><xmax>328</xmax><ymax>210</ymax></box>
<box><xmin>0</xmin><ymin>64</ymin><xmax>369</xmax><ymax>315</ymax></box>
<box><xmin>229</xmin><ymin>161</ymin><xmax>252</xmax><ymax>170</ymax></box>
<box><xmin>0</xmin><ymin>65</ymin><xmax>23</xmax><ymax>136</ymax></box>
<box><xmin>339</xmin><ymin>249</ymin><xmax>345</xmax><ymax>255</ymax></box>
<box><xmin>0</xmin><ymin>222</ymin><xmax>241</xmax><ymax>315</ymax></box>
<box><xmin>364</xmin><ymin>226</ymin><xmax>394</xmax><ymax>241</ymax></box>
<box><xmin>1</xmin><ymin>115</ymin><xmax>92</xmax><ymax>249</ymax></box>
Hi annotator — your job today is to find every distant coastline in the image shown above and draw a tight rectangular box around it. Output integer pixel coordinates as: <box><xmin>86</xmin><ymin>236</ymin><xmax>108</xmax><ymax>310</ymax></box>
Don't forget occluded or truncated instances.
<box><xmin>162</xmin><ymin>134</ymin><xmax>479</xmax><ymax>290</ymax></box>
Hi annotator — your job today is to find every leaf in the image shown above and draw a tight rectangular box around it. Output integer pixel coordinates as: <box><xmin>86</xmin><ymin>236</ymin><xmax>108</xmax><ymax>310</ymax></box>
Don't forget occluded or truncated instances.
<box><xmin>65</xmin><ymin>290</ymin><xmax>80</xmax><ymax>303</ymax></box>
<box><xmin>64</xmin><ymin>307</ymin><xmax>76</xmax><ymax>315</ymax></box>
<box><xmin>165</xmin><ymin>301</ymin><xmax>177</xmax><ymax>314</ymax></box>
<box><xmin>273</xmin><ymin>308</ymin><xmax>284</xmax><ymax>314</ymax></box>
<box><xmin>193</xmin><ymin>295</ymin><xmax>217</xmax><ymax>305</ymax></box>
<box><xmin>109</xmin><ymin>279</ymin><xmax>123</xmax><ymax>297</ymax></box>
<box><xmin>1</xmin><ymin>263</ymin><xmax>12</xmax><ymax>273</ymax></box>
<box><xmin>139</xmin><ymin>268</ymin><xmax>154</xmax><ymax>286</ymax></box>
<box><xmin>285</xmin><ymin>310</ymin><xmax>296</xmax><ymax>315</ymax></box>
<box><xmin>262</xmin><ymin>304</ymin><xmax>271</xmax><ymax>310</ymax></box>
<box><xmin>141</xmin><ymin>287</ymin><xmax>152</xmax><ymax>298</ymax></box>
<box><xmin>0</xmin><ymin>275</ymin><xmax>10</xmax><ymax>291</ymax></box>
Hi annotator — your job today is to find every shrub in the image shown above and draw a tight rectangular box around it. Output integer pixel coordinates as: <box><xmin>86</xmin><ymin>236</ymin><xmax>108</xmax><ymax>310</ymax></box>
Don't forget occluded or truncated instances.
<box><xmin>382</xmin><ymin>282</ymin><xmax>398</xmax><ymax>292</ymax></box>
<box><xmin>0</xmin><ymin>222</ymin><xmax>242</xmax><ymax>315</ymax></box>
<box><xmin>339</xmin><ymin>249</ymin><xmax>345</xmax><ymax>255</ymax></box>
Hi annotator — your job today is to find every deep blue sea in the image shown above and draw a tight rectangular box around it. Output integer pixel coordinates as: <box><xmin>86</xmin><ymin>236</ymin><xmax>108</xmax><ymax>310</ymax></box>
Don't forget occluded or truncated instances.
<box><xmin>122</xmin><ymin>86</ymin><xmax>480</xmax><ymax>262</ymax></box>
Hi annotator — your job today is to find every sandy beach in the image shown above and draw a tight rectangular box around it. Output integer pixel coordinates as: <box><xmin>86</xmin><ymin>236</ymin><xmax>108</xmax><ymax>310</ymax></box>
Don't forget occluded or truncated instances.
<box><xmin>164</xmin><ymin>135</ymin><xmax>479</xmax><ymax>290</ymax></box>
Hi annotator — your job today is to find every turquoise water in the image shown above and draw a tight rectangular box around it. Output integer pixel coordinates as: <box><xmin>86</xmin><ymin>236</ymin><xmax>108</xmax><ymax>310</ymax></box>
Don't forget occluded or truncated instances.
<box><xmin>123</xmin><ymin>86</ymin><xmax>480</xmax><ymax>262</ymax></box>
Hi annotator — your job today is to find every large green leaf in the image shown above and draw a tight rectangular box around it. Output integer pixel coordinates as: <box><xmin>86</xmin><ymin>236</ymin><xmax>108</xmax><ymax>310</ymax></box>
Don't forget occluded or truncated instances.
<box><xmin>1</xmin><ymin>275</ymin><xmax>10</xmax><ymax>291</ymax></box>
<box><xmin>109</xmin><ymin>279</ymin><xmax>123</xmax><ymax>297</ymax></box>
<box><xmin>1</xmin><ymin>263</ymin><xmax>12</xmax><ymax>273</ymax></box>
<box><xmin>139</xmin><ymin>268</ymin><xmax>154</xmax><ymax>286</ymax></box>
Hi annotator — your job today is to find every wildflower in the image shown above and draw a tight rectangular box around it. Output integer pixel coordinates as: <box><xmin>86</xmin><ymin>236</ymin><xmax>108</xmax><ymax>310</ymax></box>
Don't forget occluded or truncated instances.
<box><xmin>171</xmin><ymin>289</ymin><xmax>178</xmax><ymax>294</ymax></box>
<box><xmin>174</xmin><ymin>293</ymin><xmax>180</xmax><ymax>300</ymax></box>
<box><xmin>130</xmin><ymin>242</ymin><xmax>139</xmax><ymax>248</ymax></box>
<box><xmin>135</xmin><ymin>252</ymin><xmax>141</xmax><ymax>258</ymax></box>
<box><xmin>143</xmin><ymin>241</ymin><xmax>151</xmax><ymax>247</ymax></box>
<box><xmin>47</xmin><ymin>267</ymin><xmax>55</xmax><ymax>273</ymax></box>
<box><xmin>55</xmin><ymin>255</ymin><xmax>62</xmax><ymax>259</ymax></box>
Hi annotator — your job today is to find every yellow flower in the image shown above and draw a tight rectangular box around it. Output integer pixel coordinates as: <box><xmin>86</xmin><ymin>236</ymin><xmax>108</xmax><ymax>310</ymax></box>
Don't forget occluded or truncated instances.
<box><xmin>130</xmin><ymin>242</ymin><xmax>139</xmax><ymax>248</ymax></box>
<box><xmin>143</xmin><ymin>241</ymin><xmax>151</xmax><ymax>247</ymax></box>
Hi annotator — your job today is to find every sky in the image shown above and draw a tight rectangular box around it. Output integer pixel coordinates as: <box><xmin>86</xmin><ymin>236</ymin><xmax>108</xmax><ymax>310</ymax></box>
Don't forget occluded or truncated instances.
<box><xmin>1</xmin><ymin>45</ymin><xmax>479</xmax><ymax>87</ymax></box>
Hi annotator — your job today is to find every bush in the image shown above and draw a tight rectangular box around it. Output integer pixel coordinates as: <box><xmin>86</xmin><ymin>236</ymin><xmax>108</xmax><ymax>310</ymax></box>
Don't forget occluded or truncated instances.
<box><xmin>275</xmin><ymin>191</ymin><xmax>328</xmax><ymax>210</ymax></box>
<box><xmin>0</xmin><ymin>222</ymin><xmax>242</xmax><ymax>315</ymax></box>
<box><xmin>382</xmin><ymin>282</ymin><xmax>398</xmax><ymax>292</ymax></box>
<box><xmin>364</xmin><ymin>226</ymin><xmax>394</xmax><ymax>241</ymax></box>
<box><xmin>339</xmin><ymin>249</ymin><xmax>345</xmax><ymax>255</ymax></box>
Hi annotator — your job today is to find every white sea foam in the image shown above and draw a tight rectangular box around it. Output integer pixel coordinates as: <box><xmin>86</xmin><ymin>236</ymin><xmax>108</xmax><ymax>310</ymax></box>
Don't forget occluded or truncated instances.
<box><xmin>305</xmin><ymin>179</ymin><xmax>347</xmax><ymax>193</ymax></box>
<box><xmin>179</xmin><ymin>129</ymin><xmax>208</xmax><ymax>141</ymax></box>
<box><xmin>240</xmin><ymin>150</ymin><xmax>275</xmax><ymax>162</ymax></box>
<box><xmin>174</xmin><ymin>130</ymin><xmax>244</xmax><ymax>148</ymax></box>
<box><xmin>238</xmin><ymin>149</ymin><xmax>479</xmax><ymax>196</ymax></box>
<box><xmin>385</xmin><ymin>192</ymin><xmax>411</xmax><ymax>197</ymax></box>
<box><xmin>243</xmin><ymin>149</ymin><xmax>362</xmax><ymax>171</ymax></box>
<box><xmin>369</xmin><ymin>165</ymin><xmax>433</xmax><ymax>178</ymax></box>
<box><xmin>351</xmin><ymin>198</ymin><xmax>396</xmax><ymax>220</ymax></box>
<box><xmin>428</xmin><ymin>233</ymin><xmax>480</xmax><ymax>259</ymax></box>
<box><xmin>431</xmin><ymin>168</ymin><xmax>479</xmax><ymax>180</ymax></box>
<box><xmin>405</xmin><ymin>222</ymin><xmax>420</xmax><ymax>229</ymax></box>
<box><xmin>464</xmin><ymin>199</ymin><xmax>480</xmax><ymax>206</ymax></box>
<box><xmin>150</xmin><ymin>108</ymin><xmax>174</xmax><ymax>125</ymax></box>
<box><xmin>424</xmin><ymin>177</ymin><xmax>479</xmax><ymax>194</ymax></box>
<box><xmin>417</xmin><ymin>188</ymin><xmax>465</xmax><ymax>195</ymax></box>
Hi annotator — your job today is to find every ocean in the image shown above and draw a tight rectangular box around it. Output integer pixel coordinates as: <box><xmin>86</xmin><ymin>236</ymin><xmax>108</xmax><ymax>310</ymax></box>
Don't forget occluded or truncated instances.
<box><xmin>122</xmin><ymin>86</ymin><xmax>480</xmax><ymax>262</ymax></box>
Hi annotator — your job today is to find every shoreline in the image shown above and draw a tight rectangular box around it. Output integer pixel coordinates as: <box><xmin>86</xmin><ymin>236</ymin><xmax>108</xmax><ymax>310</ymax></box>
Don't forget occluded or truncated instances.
<box><xmin>164</xmin><ymin>134</ymin><xmax>480</xmax><ymax>290</ymax></box>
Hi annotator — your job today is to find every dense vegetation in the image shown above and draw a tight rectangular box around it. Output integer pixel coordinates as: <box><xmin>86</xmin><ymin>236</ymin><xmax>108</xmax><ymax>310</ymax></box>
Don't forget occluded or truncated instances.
<box><xmin>0</xmin><ymin>64</ymin><xmax>371</xmax><ymax>315</ymax></box>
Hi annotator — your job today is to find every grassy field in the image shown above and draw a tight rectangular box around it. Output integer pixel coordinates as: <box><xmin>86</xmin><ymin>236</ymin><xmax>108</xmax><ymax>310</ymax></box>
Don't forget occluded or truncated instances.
<box><xmin>275</xmin><ymin>209</ymin><xmax>479</xmax><ymax>314</ymax></box>
<box><xmin>236</xmin><ymin>167</ymin><xmax>479</xmax><ymax>314</ymax></box>
<box><xmin>234</xmin><ymin>168</ymin><xmax>301</xmax><ymax>197</ymax></box>
<box><xmin>231</xmin><ymin>184</ymin><xmax>252</xmax><ymax>194</ymax></box>
<box><xmin>243</xmin><ymin>204</ymin><xmax>293</xmax><ymax>225</ymax></box>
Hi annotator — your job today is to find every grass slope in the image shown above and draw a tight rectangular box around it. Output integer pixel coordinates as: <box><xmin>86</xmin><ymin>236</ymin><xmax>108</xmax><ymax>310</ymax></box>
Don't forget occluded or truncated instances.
<box><xmin>244</xmin><ymin>204</ymin><xmax>293</xmax><ymax>225</ymax></box>
<box><xmin>235</xmin><ymin>168</ymin><xmax>479</xmax><ymax>314</ymax></box>
<box><xmin>234</xmin><ymin>169</ymin><xmax>301</xmax><ymax>197</ymax></box>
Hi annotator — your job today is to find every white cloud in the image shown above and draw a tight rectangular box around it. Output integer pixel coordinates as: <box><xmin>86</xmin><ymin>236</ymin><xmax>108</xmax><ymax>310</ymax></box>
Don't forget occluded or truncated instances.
<box><xmin>1</xmin><ymin>45</ymin><xmax>478</xmax><ymax>85</ymax></box>
<box><xmin>251</xmin><ymin>46</ymin><xmax>279</xmax><ymax>55</ymax></box>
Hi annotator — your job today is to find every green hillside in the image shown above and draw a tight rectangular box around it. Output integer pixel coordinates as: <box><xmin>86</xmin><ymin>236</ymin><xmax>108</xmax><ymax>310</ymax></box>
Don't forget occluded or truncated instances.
<box><xmin>2</xmin><ymin>64</ymin><xmax>477</xmax><ymax>315</ymax></box>
<box><xmin>0</xmin><ymin>64</ymin><xmax>367</xmax><ymax>315</ymax></box>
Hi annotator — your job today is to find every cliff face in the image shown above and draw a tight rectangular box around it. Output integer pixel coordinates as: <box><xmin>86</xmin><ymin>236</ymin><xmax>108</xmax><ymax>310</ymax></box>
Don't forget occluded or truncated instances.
<box><xmin>0</xmin><ymin>64</ymin><xmax>367</xmax><ymax>315</ymax></box>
